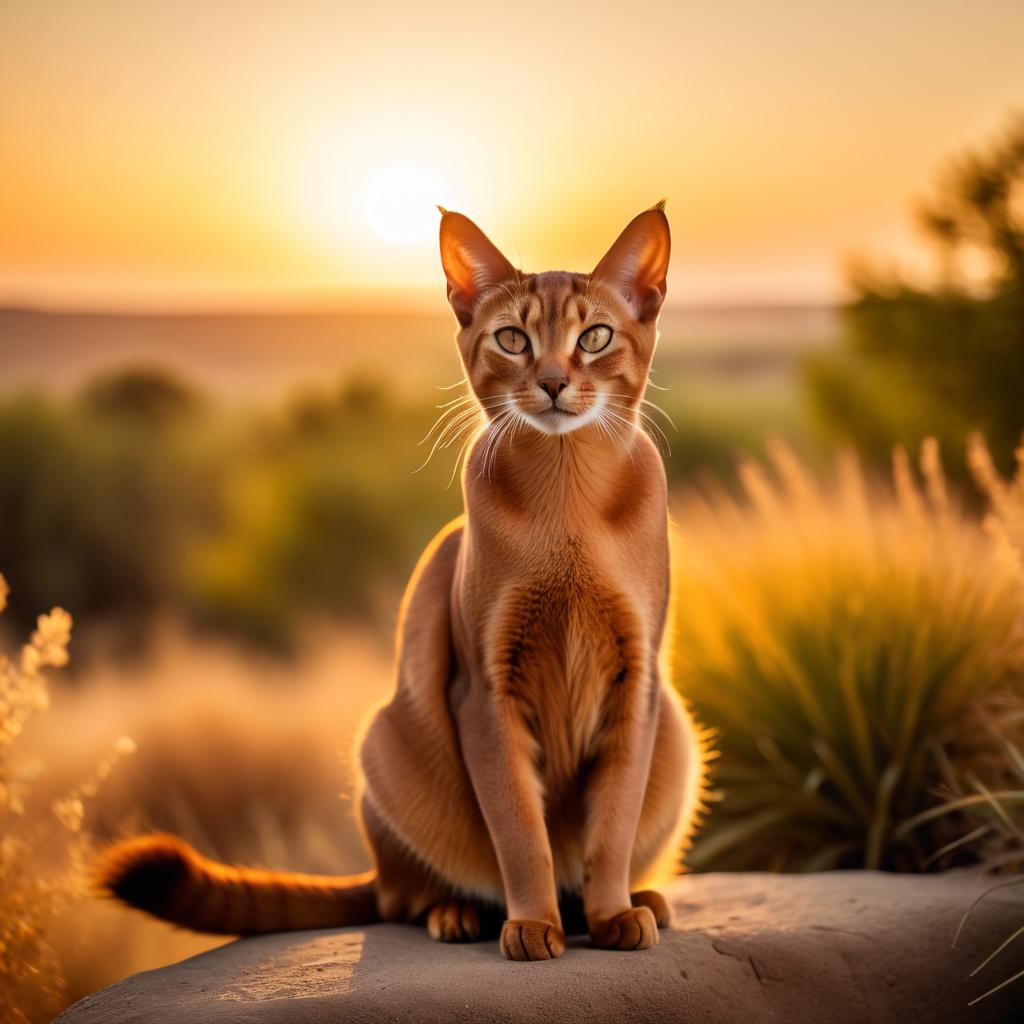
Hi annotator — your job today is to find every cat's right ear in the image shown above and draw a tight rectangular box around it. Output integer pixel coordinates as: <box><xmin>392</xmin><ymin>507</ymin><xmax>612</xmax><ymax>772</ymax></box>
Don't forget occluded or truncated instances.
<box><xmin>439</xmin><ymin>210</ymin><xmax>517</xmax><ymax>327</ymax></box>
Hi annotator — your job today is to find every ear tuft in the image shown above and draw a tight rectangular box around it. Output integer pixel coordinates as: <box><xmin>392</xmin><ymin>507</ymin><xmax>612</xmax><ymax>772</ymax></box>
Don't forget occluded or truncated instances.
<box><xmin>437</xmin><ymin>205</ymin><xmax>448</xmax><ymax>216</ymax></box>
<box><xmin>591</xmin><ymin>206</ymin><xmax>671</xmax><ymax>321</ymax></box>
<box><xmin>653</xmin><ymin>198</ymin><xmax>667</xmax><ymax>212</ymax></box>
<box><xmin>439</xmin><ymin>212</ymin><xmax>517</xmax><ymax>327</ymax></box>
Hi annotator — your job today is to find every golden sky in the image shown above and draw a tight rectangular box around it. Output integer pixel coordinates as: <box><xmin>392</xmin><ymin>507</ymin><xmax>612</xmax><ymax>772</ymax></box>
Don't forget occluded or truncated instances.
<box><xmin>1</xmin><ymin>0</ymin><xmax>1022</xmax><ymax>309</ymax></box>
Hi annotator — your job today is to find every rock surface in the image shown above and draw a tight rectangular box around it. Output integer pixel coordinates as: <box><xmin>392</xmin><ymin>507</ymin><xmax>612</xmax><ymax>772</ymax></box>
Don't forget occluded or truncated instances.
<box><xmin>58</xmin><ymin>871</ymin><xmax>1024</xmax><ymax>1024</ymax></box>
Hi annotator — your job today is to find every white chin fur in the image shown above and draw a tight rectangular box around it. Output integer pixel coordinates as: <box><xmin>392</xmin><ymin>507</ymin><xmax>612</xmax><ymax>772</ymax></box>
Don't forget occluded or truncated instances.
<box><xmin>521</xmin><ymin>395</ymin><xmax>606</xmax><ymax>436</ymax></box>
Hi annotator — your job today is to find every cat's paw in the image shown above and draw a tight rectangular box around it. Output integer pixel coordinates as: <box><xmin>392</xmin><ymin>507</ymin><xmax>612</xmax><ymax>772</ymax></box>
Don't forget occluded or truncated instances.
<box><xmin>426</xmin><ymin>899</ymin><xmax>482</xmax><ymax>943</ymax></box>
<box><xmin>499</xmin><ymin>918</ymin><xmax>566</xmax><ymax>961</ymax></box>
<box><xmin>589</xmin><ymin>905</ymin><xmax>659</xmax><ymax>950</ymax></box>
<box><xmin>631</xmin><ymin>889</ymin><xmax>673</xmax><ymax>928</ymax></box>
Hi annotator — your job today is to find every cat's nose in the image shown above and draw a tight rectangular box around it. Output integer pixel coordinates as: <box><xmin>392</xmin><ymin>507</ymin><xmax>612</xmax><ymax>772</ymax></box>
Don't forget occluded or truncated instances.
<box><xmin>539</xmin><ymin>377</ymin><xmax>568</xmax><ymax>402</ymax></box>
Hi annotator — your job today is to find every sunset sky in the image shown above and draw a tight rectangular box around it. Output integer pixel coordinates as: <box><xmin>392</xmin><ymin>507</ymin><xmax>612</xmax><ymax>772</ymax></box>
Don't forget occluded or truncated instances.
<box><xmin>1</xmin><ymin>0</ymin><xmax>1022</xmax><ymax>310</ymax></box>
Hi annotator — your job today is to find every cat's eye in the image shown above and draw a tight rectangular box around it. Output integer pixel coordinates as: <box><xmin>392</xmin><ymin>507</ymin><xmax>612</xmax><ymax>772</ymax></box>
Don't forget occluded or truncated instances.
<box><xmin>578</xmin><ymin>324</ymin><xmax>613</xmax><ymax>354</ymax></box>
<box><xmin>495</xmin><ymin>327</ymin><xmax>529</xmax><ymax>355</ymax></box>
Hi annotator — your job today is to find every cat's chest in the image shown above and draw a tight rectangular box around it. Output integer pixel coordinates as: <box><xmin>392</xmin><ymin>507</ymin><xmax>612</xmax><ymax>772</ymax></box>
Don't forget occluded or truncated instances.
<box><xmin>485</xmin><ymin>566</ymin><xmax>641</xmax><ymax>779</ymax></box>
<box><xmin>533</xmin><ymin>610</ymin><xmax>623</xmax><ymax>765</ymax></box>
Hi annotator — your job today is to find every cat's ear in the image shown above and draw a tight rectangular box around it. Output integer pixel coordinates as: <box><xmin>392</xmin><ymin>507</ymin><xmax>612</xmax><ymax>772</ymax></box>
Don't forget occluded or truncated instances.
<box><xmin>592</xmin><ymin>202</ymin><xmax>671</xmax><ymax>321</ymax></box>
<box><xmin>439</xmin><ymin>209</ymin><xmax>517</xmax><ymax>327</ymax></box>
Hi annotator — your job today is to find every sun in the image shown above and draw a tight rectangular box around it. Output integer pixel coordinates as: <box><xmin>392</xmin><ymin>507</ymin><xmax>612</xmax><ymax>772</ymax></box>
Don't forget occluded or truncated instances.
<box><xmin>363</xmin><ymin>163</ymin><xmax>442</xmax><ymax>245</ymax></box>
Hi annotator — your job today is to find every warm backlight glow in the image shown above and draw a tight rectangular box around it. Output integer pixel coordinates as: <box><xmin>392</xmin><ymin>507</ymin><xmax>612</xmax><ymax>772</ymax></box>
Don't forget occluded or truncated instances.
<box><xmin>1</xmin><ymin>1</ymin><xmax>1022</xmax><ymax>307</ymax></box>
<box><xmin>364</xmin><ymin>164</ymin><xmax>442</xmax><ymax>245</ymax></box>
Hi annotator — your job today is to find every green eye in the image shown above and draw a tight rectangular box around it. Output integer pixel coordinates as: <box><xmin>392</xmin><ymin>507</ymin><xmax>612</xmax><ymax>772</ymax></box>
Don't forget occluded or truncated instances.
<box><xmin>495</xmin><ymin>327</ymin><xmax>529</xmax><ymax>355</ymax></box>
<box><xmin>578</xmin><ymin>325</ymin><xmax>613</xmax><ymax>354</ymax></box>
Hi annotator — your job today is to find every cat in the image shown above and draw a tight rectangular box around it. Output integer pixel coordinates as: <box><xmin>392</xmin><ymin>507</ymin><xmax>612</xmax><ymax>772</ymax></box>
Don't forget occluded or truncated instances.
<box><xmin>98</xmin><ymin>203</ymin><xmax>706</xmax><ymax>961</ymax></box>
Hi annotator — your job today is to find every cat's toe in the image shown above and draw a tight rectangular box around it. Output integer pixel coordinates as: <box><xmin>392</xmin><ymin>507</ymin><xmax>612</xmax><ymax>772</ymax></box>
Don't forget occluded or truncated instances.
<box><xmin>589</xmin><ymin>905</ymin><xmax>659</xmax><ymax>950</ymax></box>
<box><xmin>631</xmin><ymin>889</ymin><xmax>673</xmax><ymax>928</ymax></box>
<box><xmin>426</xmin><ymin>899</ymin><xmax>481</xmax><ymax>942</ymax></box>
<box><xmin>499</xmin><ymin>919</ymin><xmax>565</xmax><ymax>961</ymax></box>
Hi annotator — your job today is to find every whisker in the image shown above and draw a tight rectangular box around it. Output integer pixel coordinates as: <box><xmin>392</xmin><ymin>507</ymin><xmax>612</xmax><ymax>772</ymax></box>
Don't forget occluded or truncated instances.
<box><xmin>440</xmin><ymin>416</ymin><xmax>483</xmax><ymax>449</ymax></box>
<box><xmin>439</xmin><ymin>395</ymin><xmax>517</xmax><ymax>454</ymax></box>
<box><xmin>417</xmin><ymin>395</ymin><xmax>511</xmax><ymax>448</ymax></box>
<box><xmin>446</xmin><ymin>423</ymin><xmax>482</xmax><ymax>490</ymax></box>
<box><xmin>599</xmin><ymin>409</ymin><xmax>638</xmax><ymax>466</ymax></box>
<box><xmin>491</xmin><ymin>412</ymin><xmax>518</xmax><ymax>479</ymax></box>
<box><xmin>634</xmin><ymin>408</ymin><xmax>673</xmax><ymax>457</ymax></box>
<box><xmin>474</xmin><ymin>413</ymin><xmax>503</xmax><ymax>481</ymax></box>
<box><xmin>417</xmin><ymin>404</ymin><xmax>478</xmax><ymax>448</ymax></box>
<box><xmin>415</xmin><ymin>398</ymin><xmax>514</xmax><ymax>473</ymax></box>
<box><xmin>640</xmin><ymin>399</ymin><xmax>677</xmax><ymax>431</ymax></box>
<box><xmin>491</xmin><ymin>409</ymin><xmax>521</xmax><ymax>479</ymax></box>
<box><xmin>478</xmin><ymin>410</ymin><xmax>515</xmax><ymax>481</ymax></box>
<box><xmin>413</xmin><ymin>416</ymin><xmax>475</xmax><ymax>474</ymax></box>
<box><xmin>594</xmin><ymin>410</ymin><xmax>615</xmax><ymax>448</ymax></box>
<box><xmin>605</xmin><ymin>400</ymin><xmax>672</xmax><ymax>458</ymax></box>
<box><xmin>435</xmin><ymin>394</ymin><xmax>477</xmax><ymax>410</ymax></box>
<box><xmin>433</xmin><ymin>408</ymin><xmax>485</xmax><ymax>450</ymax></box>
<box><xmin>599</xmin><ymin>392</ymin><xmax>676</xmax><ymax>429</ymax></box>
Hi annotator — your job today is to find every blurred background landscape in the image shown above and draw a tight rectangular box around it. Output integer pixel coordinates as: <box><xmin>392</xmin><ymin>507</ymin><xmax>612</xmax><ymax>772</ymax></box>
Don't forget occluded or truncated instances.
<box><xmin>2</xmin><ymin>1</ymin><xmax>1024</xmax><ymax>1020</ymax></box>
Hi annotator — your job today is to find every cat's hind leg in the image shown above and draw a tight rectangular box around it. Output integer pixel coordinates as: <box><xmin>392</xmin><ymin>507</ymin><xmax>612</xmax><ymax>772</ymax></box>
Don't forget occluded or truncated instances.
<box><xmin>361</xmin><ymin>789</ymin><xmax>493</xmax><ymax>944</ymax></box>
<box><xmin>425</xmin><ymin>899</ymin><xmax>482</xmax><ymax>943</ymax></box>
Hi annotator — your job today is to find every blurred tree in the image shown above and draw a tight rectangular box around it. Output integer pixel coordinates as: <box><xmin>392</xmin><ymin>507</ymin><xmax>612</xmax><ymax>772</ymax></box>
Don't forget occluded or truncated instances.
<box><xmin>78</xmin><ymin>366</ymin><xmax>204</xmax><ymax>428</ymax></box>
<box><xmin>806</xmin><ymin>114</ymin><xmax>1024</xmax><ymax>477</ymax></box>
<box><xmin>0</xmin><ymin>397</ymin><xmax>205</xmax><ymax>648</ymax></box>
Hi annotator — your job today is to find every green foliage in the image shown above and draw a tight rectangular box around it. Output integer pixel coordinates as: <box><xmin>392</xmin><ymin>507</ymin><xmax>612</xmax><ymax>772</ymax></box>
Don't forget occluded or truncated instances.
<box><xmin>806</xmin><ymin>115</ymin><xmax>1024</xmax><ymax>478</ymax></box>
<box><xmin>0</xmin><ymin>369</ymin><xmax>468</xmax><ymax>652</ymax></box>
<box><xmin>185</xmin><ymin>380</ymin><xmax>462</xmax><ymax>649</ymax></box>
<box><xmin>672</xmin><ymin>441</ymin><xmax>1024</xmax><ymax>872</ymax></box>
<box><xmin>0</xmin><ymin>393</ymin><xmax>205</xmax><ymax>646</ymax></box>
<box><xmin>654</xmin><ymin>378</ymin><xmax>817</xmax><ymax>492</ymax></box>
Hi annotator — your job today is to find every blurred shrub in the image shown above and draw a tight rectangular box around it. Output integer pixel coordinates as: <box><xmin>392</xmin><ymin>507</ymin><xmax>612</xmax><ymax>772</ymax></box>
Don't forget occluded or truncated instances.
<box><xmin>184</xmin><ymin>377</ymin><xmax>462</xmax><ymax>649</ymax></box>
<box><xmin>806</xmin><ymin>115</ymin><xmax>1024</xmax><ymax>480</ymax></box>
<box><xmin>0</xmin><ymin>370</ymin><xmax>465</xmax><ymax>652</ymax></box>
<box><xmin>672</xmin><ymin>440</ymin><xmax>1024</xmax><ymax>871</ymax></box>
<box><xmin>78</xmin><ymin>366</ymin><xmax>203</xmax><ymax>428</ymax></box>
<box><xmin>0</xmin><ymin>392</ymin><xmax>206</xmax><ymax>646</ymax></box>
<box><xmin>657</xmin><ymin>380</ymin><xmax>818</xmax><ymax>492</ymax></box>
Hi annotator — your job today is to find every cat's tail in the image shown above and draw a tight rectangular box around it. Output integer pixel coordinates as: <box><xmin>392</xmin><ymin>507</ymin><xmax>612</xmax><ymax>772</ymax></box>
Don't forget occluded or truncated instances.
<box><xmin>95</xmin><ymin>834</ymin><xmax>380</xmax><ymax>934</ymax></box>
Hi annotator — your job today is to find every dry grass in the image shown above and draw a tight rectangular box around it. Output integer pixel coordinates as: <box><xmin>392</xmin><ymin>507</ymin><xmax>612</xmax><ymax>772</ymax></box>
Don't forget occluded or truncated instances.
<box><xmin>0</xmin><ymin>576</ymin><xmax>135</xmax><ymax>1024</ymax></box>
<box><xmin>18</xmin><ymin>627</ymin><xmax>392</xmax><ymax>1012</ymax></box>
<box><xmin>671</xmin><ymin>439</ymin><xmax>1024</xmax><ymax>871</ymax></box>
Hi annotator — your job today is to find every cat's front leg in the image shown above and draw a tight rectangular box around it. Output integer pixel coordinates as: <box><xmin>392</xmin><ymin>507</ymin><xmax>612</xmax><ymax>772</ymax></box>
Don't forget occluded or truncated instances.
<box><xmin>454</xmin><ymin>679</ymin><xmax>565</xmax><ymax>961</ymax></box>
<box><xmin>583</xmin><ymin>676</ymin><xmax>660</xmax><ymax>950</ymax></box>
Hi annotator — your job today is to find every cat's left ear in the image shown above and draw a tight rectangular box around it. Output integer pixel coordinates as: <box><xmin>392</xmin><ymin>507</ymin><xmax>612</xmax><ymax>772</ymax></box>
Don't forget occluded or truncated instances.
<box><xmin>592</xmin><ymin>202</ymin><xmax>671</xmax><ymax>321</ymax></box>
<box><xmin>439</xmin><ymin>209</ymin><xmax>518</xmax><ymax>327</ymax></box>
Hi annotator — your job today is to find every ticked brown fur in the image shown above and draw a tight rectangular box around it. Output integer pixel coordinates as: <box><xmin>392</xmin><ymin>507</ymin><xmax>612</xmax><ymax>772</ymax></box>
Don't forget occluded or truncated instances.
<box><xmin>98</xmin><ymin>204</ymin><xmax>705</xmax><ymax>961</ymax></box>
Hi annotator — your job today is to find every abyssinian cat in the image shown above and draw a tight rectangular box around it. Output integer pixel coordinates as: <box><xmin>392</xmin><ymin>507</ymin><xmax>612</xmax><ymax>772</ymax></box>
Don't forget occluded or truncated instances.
<box><xmin>99</xmin><ymin>203</ymin><xmax>706</xmax><ymax>960</ymax></box>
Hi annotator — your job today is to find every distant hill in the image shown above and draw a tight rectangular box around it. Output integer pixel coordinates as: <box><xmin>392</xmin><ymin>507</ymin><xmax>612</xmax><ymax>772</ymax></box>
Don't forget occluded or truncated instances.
<box><xmin>0</xmin><ymin>305</ymin><xmax>838</xmax><ymax>399</ymax></box>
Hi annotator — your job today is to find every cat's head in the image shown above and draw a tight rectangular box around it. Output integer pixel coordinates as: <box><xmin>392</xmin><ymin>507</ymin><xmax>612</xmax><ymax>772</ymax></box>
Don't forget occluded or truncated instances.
<box><xmin>439</xmin><ymin>204</ymin><xmax>670</xmax><ymax>436</ymax></box>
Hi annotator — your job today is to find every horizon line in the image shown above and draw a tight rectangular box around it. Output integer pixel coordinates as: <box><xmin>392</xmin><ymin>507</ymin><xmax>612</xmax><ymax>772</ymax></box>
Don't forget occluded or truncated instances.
<box><xmin>0</xmin><ymin>295</ymin><xmax>841</xmax><ymax>319</ymax></box>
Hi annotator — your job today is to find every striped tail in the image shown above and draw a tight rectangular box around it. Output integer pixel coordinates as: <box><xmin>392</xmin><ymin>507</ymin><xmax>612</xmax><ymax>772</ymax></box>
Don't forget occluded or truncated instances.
<box><xmin>96</xmin><ymin>834</ymin><xmax>380</xmax><ymax>935</ymax></box>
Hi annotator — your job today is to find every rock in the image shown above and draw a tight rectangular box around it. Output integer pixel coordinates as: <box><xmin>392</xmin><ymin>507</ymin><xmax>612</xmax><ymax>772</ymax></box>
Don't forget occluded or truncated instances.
<box><xmin>57</xmin><ymin>871</ymin><xmax>1024</xmax><ymax>1024</ymax></box>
